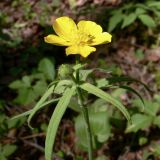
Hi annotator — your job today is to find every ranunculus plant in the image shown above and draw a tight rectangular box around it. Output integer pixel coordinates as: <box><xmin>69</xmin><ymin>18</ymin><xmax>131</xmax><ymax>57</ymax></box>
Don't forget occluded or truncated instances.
<box><xmin>12</xmin><ymin>17</ymin><xmax>147</xmax><ymax>160</ymax></box>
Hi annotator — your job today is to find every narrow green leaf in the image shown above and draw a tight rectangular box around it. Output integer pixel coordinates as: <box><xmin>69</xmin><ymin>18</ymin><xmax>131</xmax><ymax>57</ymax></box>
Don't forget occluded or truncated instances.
<box><xmin>11</xmin><ymin>98</ymin><xmax>59</xmax><ymax>120</ymax></box>
<box><xmin>53</xmin><ymin>80</ymin><xmax>73</xmax><ymax>89</ymax></box>
<box><xmin>138</xmin><ymin>14</ymin><xmax>156</xmax><ymax>28</ymax></box>
<box><xmin>119</xmin><ymin>85</ymin><xmax>145</xmax><ymax>111</ymax></box>
<box><xmin>80</xmin><ymin>83</ymin><xmax>131</xmax><ymax>123</ymax></box>
<box><xmin>27</xmin><ymin>85</ymin><xmax>55</xmax><ymax>128</ymax></box>
<box><xmin>47</xmin><ymin>80</ymin><xmax>59</xmax><ymax>88</ymax></box>
<box><xmin>11</xmin><ymin>110</ymin><xmax>31</xmax><ymax>120</ymax></box>
<box><xmin>93</xmin><ymin>68</ymin><xmax>112</xmax><ymax>74</ymax></box>
<box><xmin>107</xmin><ymin>76</ymin><xmax>151</xmax><ymax>92</ymax></box>
<box><xmin>45</xmin><ymin>86</ymin><xmax>76</xmax><ymax>160</ymax></box>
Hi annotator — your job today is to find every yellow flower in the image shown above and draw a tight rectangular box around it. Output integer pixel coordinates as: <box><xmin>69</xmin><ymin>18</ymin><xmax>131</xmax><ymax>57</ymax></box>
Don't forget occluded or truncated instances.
<box><xmin>44</xmin><ymin>16</ymin><xmax>112</xmax><ymax>58</ymax></box>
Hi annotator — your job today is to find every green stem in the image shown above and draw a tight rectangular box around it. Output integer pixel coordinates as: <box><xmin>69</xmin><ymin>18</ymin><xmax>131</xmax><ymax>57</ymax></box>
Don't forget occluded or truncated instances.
<box><xmin>75</xmin><ymin>56</ymin><xmax>93</xmax><ymax>160</ymax></box>
<box><xmin>77</xmin><ymin>87</ymin><xmax>93</xmax><ymax>160</ymax></box>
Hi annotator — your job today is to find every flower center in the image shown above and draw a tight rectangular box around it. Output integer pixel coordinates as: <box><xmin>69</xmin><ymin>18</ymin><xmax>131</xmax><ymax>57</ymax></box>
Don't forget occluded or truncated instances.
<box><xmin>76</xmin><ymin>32</ymin><xmax>95</xmax><ymax>45</ymax></box>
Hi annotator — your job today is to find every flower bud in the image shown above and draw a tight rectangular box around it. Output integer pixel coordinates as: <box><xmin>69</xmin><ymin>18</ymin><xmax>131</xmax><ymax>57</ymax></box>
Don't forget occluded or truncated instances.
<box><xmin>58</xmin><ymin>64</ymin><xmax>73</xmax><ymax>79</ymax></box>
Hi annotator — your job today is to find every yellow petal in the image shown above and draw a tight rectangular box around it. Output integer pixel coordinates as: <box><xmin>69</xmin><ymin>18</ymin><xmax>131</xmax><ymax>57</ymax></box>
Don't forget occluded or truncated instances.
<box><xmin>77</xmin><ymin>20</ymin><xmax>102</xmax><ymax>37</ymax></box>
<box><xmin>66</xmin><ymin>45</ymin><xmax>96</xmax><ymax>58</ymax></box>
<box><xmin>53</xmin><ymin>16</ymin><xmax>78</xmax><ymax>41</ymax></box>
<box><xmin>91</xmin><ymin>32</ymin><xmax>112</xmax><ymax>45</ymax></box>
<box><xmin>44</xmin><ymin>34</ymin><xmax>71</xmax><ymax>46</ymax></box>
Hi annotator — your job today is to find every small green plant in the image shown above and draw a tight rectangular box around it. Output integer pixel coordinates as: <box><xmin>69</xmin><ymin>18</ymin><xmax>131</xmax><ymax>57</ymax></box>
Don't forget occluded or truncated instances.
<box><xmin>9</xmin><ymin>58</ymin><xmax>55</xmax><ymax>105</ymax></box>
<box><xmin>126</xmin><ymin>95</ymin><xmax>160</xmax><ymax>133</ymax></box>
<box><xmin>11</xmin><ymin>16</ymin><xmax>147</xmax><ymax>160</ymax></box>
<box><xmin>108</xmin><ymin>0</ymin><xmax>160</xmax><ymax>32</ymax></box>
